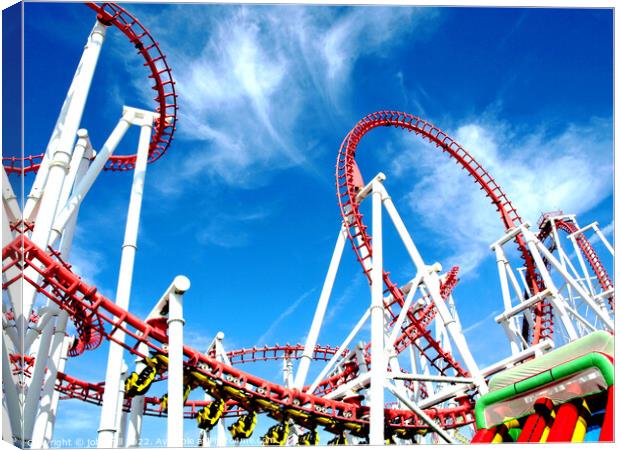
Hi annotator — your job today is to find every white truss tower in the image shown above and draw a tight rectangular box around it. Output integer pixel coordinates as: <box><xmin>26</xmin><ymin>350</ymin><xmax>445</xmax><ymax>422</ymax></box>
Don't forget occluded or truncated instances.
<box><xmin>491</xmin><ymin>214</ymin><xmax>614</xmax><ymax>354</ymax></box>
<box><xmin>293</xmin><ymin>172</ymin><xmax>544</xmax><ymax>445</ymax></box>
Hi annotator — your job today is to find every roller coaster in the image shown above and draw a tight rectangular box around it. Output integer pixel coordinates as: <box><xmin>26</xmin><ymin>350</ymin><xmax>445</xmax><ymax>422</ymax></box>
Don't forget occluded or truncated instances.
<box><xmin>2</xmin><ymin>2</ymin><xmax>615</xmax><ymax>448</ymax></box>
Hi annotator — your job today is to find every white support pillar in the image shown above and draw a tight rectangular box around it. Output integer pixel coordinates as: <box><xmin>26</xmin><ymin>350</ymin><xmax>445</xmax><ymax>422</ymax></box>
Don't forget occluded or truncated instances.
<box><xmin>531</xmin><ymin>232</ymin><xmax>613</xmax><ymax>329</ymax></box>
<box><xmin>368</xmin><ymin>181</ymin><xmax>385</xmax><ymax>446</ymax></box>
<box><xmin>22</xmin><ymin>314</ymin><xmax>58</xmax><ymax>444</ymax></box>
<box><xmin>215</xmin><ymin>417</ymin><xmax>227</xmax><ymax>448</ymax></box>
<box><xmin>97</xmin><ymin>109</ymin><xmax>158</xmax><ymax>448</ymax></box>
<box><xmin>2</xmin><ymin>167</ymin><xmax>20</xmax><ymax>223</ymax></box>
<box><xmin>307</xmin><ymin>308</ymin><xmax>370</xmax><ymax>394</ymax></box>
<box><xmin>2</xmin><ymin>396</ymin><xmax>14</xmax><ymax>444</ymax></box>
<box><xmin>30</xmin><ymin>312</ymin><xmax>69</xmax><ymax>448</ymax></box>
<box><xmin>126</xmin><ymin>343</ymin><xmax>148</xmax><ymax>448</ymax></box>
<box><xmin>29</xmin><ymin>143</ymin><xmax>93</xmax><ymax>447</ymax></box>
<box><xmin>56</xmin><ymin>130</ymin><xmax>93</xmax><ymax>221</ymax></box>
<box><xmin>294</xmin><ymin>225</ymin><xmax>347</xmax><ymax>389</ymax></box>
<box><xmin>32</xmin><ymin>336</ymin><xmax>71</xmax><ymax>448</ymax></box>
<box><xmin>593</xmin><ymin>223</ymin><xmax>614</xmax><ymax>256</ymax></box>
<box><xmin>49</xmin><ymin>115</ymin><xmax>132</xmax><ymax>247</ymax></box>
<box><xmin>568</xmin><ymin>235</ymin><xmax>597</xmax><ymax>296</ymax></box>
<box><xmin>380</xmin><ymin>183</ymin><xmax>487</xmax><ymax>395</ymax></box>
<box><xmin>24</xmin><ymin>19</ymin><xmax>107</xmax><ymax>221</ymax></box>
<box><xmin>18</xmin><ymin>127</ymin><xmax>74</xmax><ymax>345</ymax></box>
<box><xmin>492</xmin><ymin>245</ymin><xmax>521</xmax><ymax>354</ymax></box>
<box><xmin>114</xmin><ymin>361</ymin><xmax>129</xmax><ymax>448</ymax></box>
<box><xmin>167</xmin><ymin>276</ymin><xmax>190</xmax><ymax>448</ymax></box>
<box><xmin>520</xmin><ymin>229</ymin><xmax>580</xmax><ymax>340</ymax></box>
<box><xmin>386</xmin><ymin>382</ymin><xmax>455</xmax><ymax>444</ymax></box>
<box><xmin>2</xmin><ymin>337</ymin><xmax>21</xmax><ymax>442</ymax></box>
<box><xmin>2</xmin><ymin>207</ymin><xmax>21</xmax><ymax>343</ymax></box>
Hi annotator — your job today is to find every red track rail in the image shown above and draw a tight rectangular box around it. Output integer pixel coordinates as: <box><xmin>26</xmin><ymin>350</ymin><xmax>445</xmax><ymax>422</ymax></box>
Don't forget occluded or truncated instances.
<box><xmin>226</xmin><ymin>344</ymin><xmax>341</xmax><ymax>365</ymax></box>
<box><xmin>3</xmin><ymin>2</ymin><xmax>177</xmax><ymax>175</ymax></box>
<box><xmin>336</xmin><ymin>111</ymin><xmax>551</xmax><ymax>349</ymax></box>
<box><xmin>3</xmin><ymin>236</ymin><xmax>475</xmax><ymax>435</ymax></box>
<box><xmin>538</xmin><ymin>216</ymin><xmax>614</xmax><ymax>310</ymax></box>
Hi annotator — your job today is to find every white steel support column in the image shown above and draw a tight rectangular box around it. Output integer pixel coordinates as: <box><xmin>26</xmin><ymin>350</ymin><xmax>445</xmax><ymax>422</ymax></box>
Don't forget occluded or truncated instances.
<box><xmin>30</xmin><ymin>312</ymin><xmax>69</xmax><ymax>448</ymax></box>
<box><xmin>167</xmin><ymin>276</ymin><xmax>190</xmax><ymax>448</ymax></box>
<box><xmin>30</xmin><ymin>142</ymin><xmax>93</xmax><ymax>448</ymax></box>
<box><xmin>56</xmin><ymin>130</ymin><xmax>92</xmax><ymax>222</ymax></box>
<box><xmin>98</xmin><ymin>110</ymin><xmax>158</xmax><ymax>448</ymax></box>
<box><xmin>212</xmin><ymin>332</ymin><xmax>228</xmax><ymax>448</ymax></box>
<box><xmin>492</xmin><ymin>245</ymin><xmax>521</xmax><ymax>355</ymax></box>
<box><xmin>33</xmin><ymin>336</ymin><xmax>71</xmax><ymax>448</ymax></box>
<box><xmin>519</xmin><ymin>227</ymin><xmax>583</xmax><ymax>339</ymax></box>
<box><xmin>593</xmin><ymin>224</ymin><xmax>614</xmax><ymax>256</ymax></box>
<box><xmin>19</xmin><ymin>127</ymin><xmax>74</xmax><ymax>344</ymax></box>
<box><xmin>2</xmin><ymin>337</ymin><xmax>21</xmax><ymax>441</ymax></box>
<box><xmin>2</xmin><ymin>167</ymin><xmax>20</xmax><ymax>224</ymax></box>
<box><xmin>568</xmin><ymin>235</ymin><xmax>597</xmax><ymax>296</ymax></box>
<box><xmin>294</xmin><ymin>225</ymin><xmax>347</xmax><ymax>389</ymax></box>
<box><xmin>24</xmin><ymin>20</ymin><xmax>107</xmax><ymax>221</ymax></box>
<box><xmin>22</xmin><ymin>315</ymin><xmax>57</xmax><ymax>444</ymax></box>
<box><xmin>126</xmin><ymin>343</ymin><xmax>149</xmax><ymax>448</ymax></box>
<box><xmin>380</xmin><ymin>182</ymin><xmax>487</xmax><ymax>395</ymax></box>
<box><xmin>2</xmin><ymin>397</ymin><xmax>14</xmax><ymax>444</ymax></box>
<box><xmin>49</xmin><ymin>116</ymin><xmax>132</xmax><ymax>247</ymax></box>
<box><xmin>369</xmin><ymin>182</ymin><xmax>385</xmax><ymax>446</ymax></box>
<box><xmin>2</xmin><ymin>207</ymin><xmax>21</xmax><ymax>347</ymax></box>
<box><xmin>386</xmin><ymin>383</ymin><xmax>455</xmax><ymax>444</ymax></box>
<box><xmin>530</xmin><ymin>230</ymin><xmax>613</xmax><ymax>329</ymax></box>
<box><xmin>307</xmin><ymin>309</ymin><xmax>370</xmax><ymax>394</ymax></box>
<box><xmin>114</xmin><ymin>361</ymin><xmax>129</xmax><ymax>448</ymax></box>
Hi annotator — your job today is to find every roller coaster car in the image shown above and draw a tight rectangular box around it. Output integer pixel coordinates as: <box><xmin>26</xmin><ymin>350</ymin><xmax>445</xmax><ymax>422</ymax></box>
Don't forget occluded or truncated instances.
<box><xmin>228</xmin><ymin>411</ymin><xmax>257</xmax><ymax>441</ymax></box>
<box><xmin>327</xmin><ymin>432</ymin><xmax>347</xmax><ymax>446</ymax></box>
<box><xmin>298</xmin><ymin>429</ymin><xmax>319</xmax><ymax>446</ymax></box>
<box><xmin>197</xmin><ymin>398</ymin><xmax>226</xmax><ymax>431</ymax></box>
<box><xmin>124</xmin><ymin>353</ymin><xmax>169</xmax><ymax>397</ymax></box>
<box><xmin>159</xmin><ymin>383</ymin><xmax>192</xmax><ymax>413</ymax></box>
<box><xmin>261</xmin><ymin>422</ymin><xmax>289</xmax><ymax>446</ymax></box>
<box><xmin>388</xmin><ymin>428</ymin><xmax>405</xmax><ymax>443</ymax></box>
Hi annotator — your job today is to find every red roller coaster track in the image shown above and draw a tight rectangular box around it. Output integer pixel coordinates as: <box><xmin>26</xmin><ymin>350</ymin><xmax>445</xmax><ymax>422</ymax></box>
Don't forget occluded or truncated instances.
<box><xmin>6</xmin><ymin>1</ymin><xmax>613</xmax><ymax>442</ymax></box>
<box><xmin>335</xmin><ymin>110</ymin><xmax>551</xmax><ymax>349</ymax></box>
<box><xmin>2</xmin><ymin>2</ymin><xmax>177</xmax><ymax>175</ymax></box>
<box><xmin>2</xmin><ymin>236</ymin><xmax>476</xmax><ymax>436</ymax></box>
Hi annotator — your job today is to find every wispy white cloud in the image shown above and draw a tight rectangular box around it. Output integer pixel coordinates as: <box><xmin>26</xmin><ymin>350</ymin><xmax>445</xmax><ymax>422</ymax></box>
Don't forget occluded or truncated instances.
<box><xmin>391</xmin><ymin>117</ymin><xmax>613</xmax><ymax>275</ymax></box>
<box><xmin>128</xmin><ymin>4</ymin><xmax>437</xmax><ymax>195</ymax></box>
<box><xmin>255</xmin><ymin>288</ymin><xmax>315</xmax><ymax>345</ymax></box>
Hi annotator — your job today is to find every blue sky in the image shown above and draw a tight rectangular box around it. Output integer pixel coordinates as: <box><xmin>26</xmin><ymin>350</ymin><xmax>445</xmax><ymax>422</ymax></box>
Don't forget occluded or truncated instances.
<box><xmin>14</xmin><ymin>2</ymin><xmax>614</xmax><ymax>446</ymax></box>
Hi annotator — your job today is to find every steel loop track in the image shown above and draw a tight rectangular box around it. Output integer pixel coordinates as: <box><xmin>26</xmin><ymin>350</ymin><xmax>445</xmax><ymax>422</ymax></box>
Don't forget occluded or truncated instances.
<box><xmin>3</xmin><ymin>2</ymin><xmax>177</xmax><ymax>174</ymax></box>
<box><xmin>336</xmin><ymin>111</ymin><xmax>551</xmax><ymax>347</ymax></box>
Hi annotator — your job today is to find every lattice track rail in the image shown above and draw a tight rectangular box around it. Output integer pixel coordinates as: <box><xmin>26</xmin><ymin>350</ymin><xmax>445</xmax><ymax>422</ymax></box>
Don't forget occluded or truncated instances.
<box><xmin>10</xmin><ymin>354</ymin><xmax>436</xmax><ymax>421</ymax></box>
<box><xmin>2</xmin><ymin>2</ymin><xmax>177</xmax><ymax>175</ymax></box>
<box><xmin>336</xmin><ymin>111</ymin><xmax>553</xmax><ymax>347</ymax></box>
<box><xmin>2</xmin><ymin>236</ymin><xmax>475</xmax><ymax>435</ymax></box>
<box><xmin>538</xmin><ymin>217</ymin><xmax>614</xmax><ymax>310</ymax></box>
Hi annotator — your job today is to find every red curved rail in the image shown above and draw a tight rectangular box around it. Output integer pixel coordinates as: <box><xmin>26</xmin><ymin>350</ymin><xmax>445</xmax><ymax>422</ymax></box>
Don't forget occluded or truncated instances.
<box><xmin>3</xmin><ymin>236</ymin><xmax>476</xmax><ymax>435</ymax></box>
<box><xmin>538</xmin><ymin>215</ymin><xmax>614</xmax><ymax>309</ymax></box>
<box><xmin>336</xmin><ymin>111</ymin><xmax>551</xmax><ymax>347</ymax></box>
<box><xmin>3</xmin><ymin>2</ymin><xmax>177</xmax><ymax>174</ymax></box>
